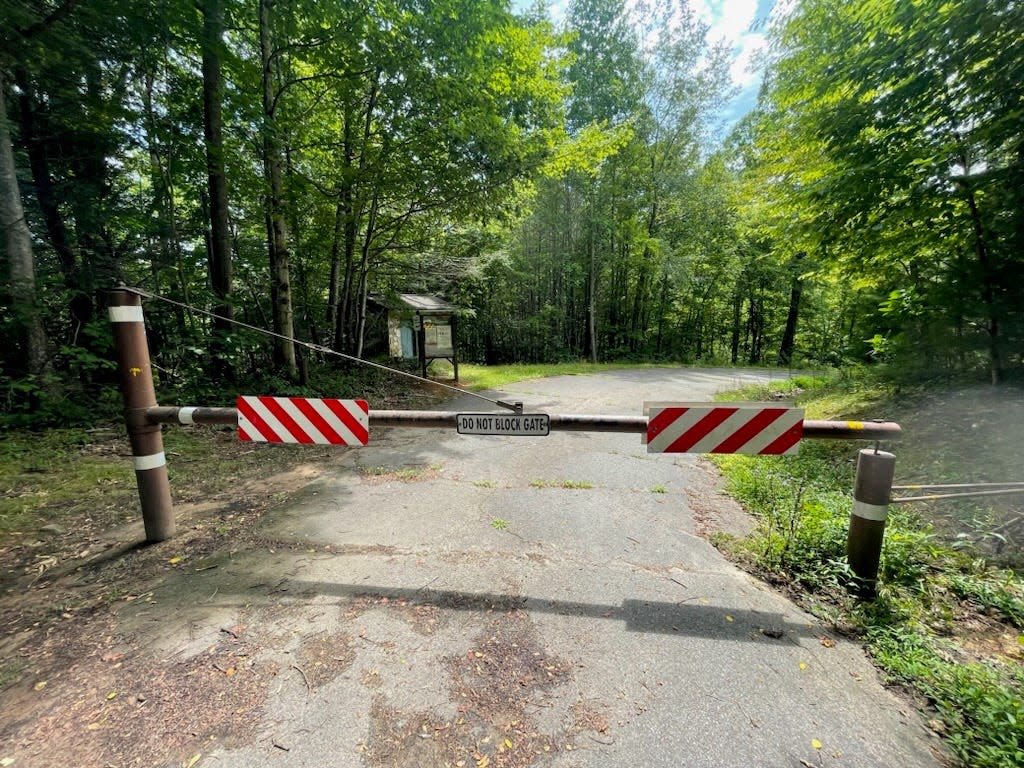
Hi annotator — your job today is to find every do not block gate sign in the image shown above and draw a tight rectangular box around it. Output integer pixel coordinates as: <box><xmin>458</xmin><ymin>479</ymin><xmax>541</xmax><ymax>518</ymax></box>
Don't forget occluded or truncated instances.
<box><xmin>238</xmin><ymin>396</ymin><xmax>369</xmax><ymax>445</ymax></box>
<box><xmin>646</xmin><ymin>403</ymin><xmax>804</xmax><ymax>455</ymax></box>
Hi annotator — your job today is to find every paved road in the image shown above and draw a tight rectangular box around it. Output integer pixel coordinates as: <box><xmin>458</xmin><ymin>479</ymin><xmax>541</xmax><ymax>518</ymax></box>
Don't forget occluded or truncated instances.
<box><xmin>160</xmin><ymin>369</ymin><xmax>942</xmax><ymax>767</ymax></box>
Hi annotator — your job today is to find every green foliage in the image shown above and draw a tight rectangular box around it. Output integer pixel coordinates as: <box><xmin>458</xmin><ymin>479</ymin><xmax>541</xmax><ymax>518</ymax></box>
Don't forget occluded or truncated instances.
<box><xmin>457</xmin><ymin>361</ymin><xmax>672</xmax><ymax>391</ymax></box>
<box><xmin>947</xmin><ymin>568</ymin><xmax>1024</xmax><ymax>629</ymax></box>
<box><xmin>746</xmin><ymin>0</ymin><xmax>1024</xmax><ymax>381</ymax></box>
<box><xmin>0</xmin><ymin>427</ymin><xmax>136</xmax><ymax>537</ymax></box>
<box><xmin>714</xmin><ymin>446</ymin><xmax>853</xmax><ymax>591</ymax></box>
<box><xmin>714</xmin><ymin>372</ymin><xmax>1024</xmax><ymax>767</ymax></box>
<box><xmin>867</xmin><ymin>629</ymin><xmax>1024</xmax><ymax>768</ymax></box>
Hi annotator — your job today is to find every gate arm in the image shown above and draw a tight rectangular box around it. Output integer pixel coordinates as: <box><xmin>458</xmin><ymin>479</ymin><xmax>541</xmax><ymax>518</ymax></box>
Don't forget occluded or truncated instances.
<box><xmin>802</xmin><ymin>420</ymin><xmax>901</xmax><ymax>440</ymax></box>
<box><xmin>146</xmin><ymin>406</ymin><xmax>901</xmax><ymax>440</ymax></box>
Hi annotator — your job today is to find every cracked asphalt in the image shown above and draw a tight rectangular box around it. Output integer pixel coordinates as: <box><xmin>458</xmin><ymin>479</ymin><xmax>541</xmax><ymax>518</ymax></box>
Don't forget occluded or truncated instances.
<box><xmin>157</xmin><ymin>368</ymin><xmax>943</xmax><ymax>768</ymax></box>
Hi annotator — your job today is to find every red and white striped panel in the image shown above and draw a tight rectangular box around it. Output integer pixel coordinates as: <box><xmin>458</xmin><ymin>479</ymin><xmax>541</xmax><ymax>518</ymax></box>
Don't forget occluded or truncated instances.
<box><xmin>237</xmin><ymin>396</ymin><xmax>369</xmax><ymax>445</ymax></box>
<box><xmin>647</xmin><ymin>404</ymin><xmax>804</xmax><ymax>455</ymax></box>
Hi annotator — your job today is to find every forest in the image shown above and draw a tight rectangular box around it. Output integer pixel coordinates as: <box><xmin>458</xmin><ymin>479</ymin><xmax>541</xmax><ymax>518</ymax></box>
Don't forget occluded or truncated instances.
<box><xmin>3</xmin><ymin>0</ymin><xmax>1023</xmax><ymax>424</ymax></box>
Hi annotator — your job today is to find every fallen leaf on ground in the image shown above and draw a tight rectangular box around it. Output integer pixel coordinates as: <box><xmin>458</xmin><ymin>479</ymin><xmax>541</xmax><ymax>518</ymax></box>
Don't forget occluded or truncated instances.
<box><xmin>106</xmin><ymin>691</ymin><xmax>117</xmax><ymax>700</ymax></box>
<box><xmin>818</xmin><ymin>636</ymin><xmax>835</xmax><ymax>648</ymax></box>
<box><xmin>811</xmin><ymin>738</ymin><xmax>822</xmax><ymax>750</ymax></box>
<box><xmin>169</xmin><ymin>556</ymin><xmax>183</xmax><ymax>564</ymax></box>
<box><xmin>33</xmin><ymin>681</ymin><xmax>47</xmax><ymax>691</ymax></box>
<box><xmin>798</xmin><ymin>662</ymin><xmax>807</xmax><ymax>670</ymax></box>
<box><xmin>725</xmin><ymin>615</ymin><xmax>734</xmax><ymax>623</ymax></box>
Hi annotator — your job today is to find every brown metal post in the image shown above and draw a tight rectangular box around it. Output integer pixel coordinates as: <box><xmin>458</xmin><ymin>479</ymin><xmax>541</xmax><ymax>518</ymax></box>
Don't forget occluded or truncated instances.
<box><xmin>847</xmin><ymin>448</ymin><xmax>895</xmax><ymax>596</ymax></box>
<box><xmin>108</xmin><ymin>289</ymin><xmax>175</xmax><ymax>541</ymax></box>
<box><xmin>418</xmin><ymin>312</ymin><xmax>427</xmax><ymax>379</ymax></box>
<box><xmin>451</xmin><ymin>313</ymin><xmax>459</xmax><ymax>384</ymax></box>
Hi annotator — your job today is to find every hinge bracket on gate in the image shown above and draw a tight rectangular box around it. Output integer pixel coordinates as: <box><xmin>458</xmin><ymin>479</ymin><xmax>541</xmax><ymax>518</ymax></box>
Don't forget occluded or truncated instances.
<box><xmin>496</xmin><ymin>400</ymin><xmax>524</xmax><ymax>414</ymax></box>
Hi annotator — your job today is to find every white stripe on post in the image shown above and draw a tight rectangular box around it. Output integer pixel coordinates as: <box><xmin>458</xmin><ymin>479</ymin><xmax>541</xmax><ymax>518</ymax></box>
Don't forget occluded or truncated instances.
<box><xmin>108</xmin><ymin>305</ymin><xmax>145</xmax><ymax>323</ymax></box>
<box><xmin>852</xmin><ymin>499</ymin><xmax>888</xmax><ymax>522</ymax></box>
<box><xmin>178</xmin><ymin>407</ymin><xmax>197</xmax><ymax>425</ymax></box>
<box><xmin>133</xmin><ymin>452</ymin><xmax>167</xmax><ymax>471</ymax></box>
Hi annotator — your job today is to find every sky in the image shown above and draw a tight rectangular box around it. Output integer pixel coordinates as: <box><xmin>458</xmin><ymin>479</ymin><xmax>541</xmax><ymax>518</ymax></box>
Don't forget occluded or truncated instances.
<box><xmin>696</xmin><ymin>0</ymin><xmax>777</xmax><ymax>132</ymax></box>
<box><xmin>514</xmin><ymin>0</ymin><xmax>777</xmax><ymax>139</ymax></box>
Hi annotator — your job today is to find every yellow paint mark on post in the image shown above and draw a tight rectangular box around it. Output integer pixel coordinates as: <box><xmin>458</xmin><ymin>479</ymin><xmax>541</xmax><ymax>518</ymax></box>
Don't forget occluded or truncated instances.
<box><xmin>130</xmin><ymin>366</ymin><xmax>142</xmax><ymax>377</ymax></box>
<box><xmin>846</xmin><ymin>421</ymin><xmax>864</xmax><ymax>430</ymax></box>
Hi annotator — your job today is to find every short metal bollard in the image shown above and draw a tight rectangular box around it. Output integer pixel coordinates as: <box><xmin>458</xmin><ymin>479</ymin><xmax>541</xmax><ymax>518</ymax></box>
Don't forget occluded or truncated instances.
<box><xmin>108</xmin><ymin>289</ymin><xmax>175</xmax><ymax>542</ymax></box>
<box><xmin>847</xmin><ymin>448</ymin><xmax>896</xmax><ymax>596</ymax></box>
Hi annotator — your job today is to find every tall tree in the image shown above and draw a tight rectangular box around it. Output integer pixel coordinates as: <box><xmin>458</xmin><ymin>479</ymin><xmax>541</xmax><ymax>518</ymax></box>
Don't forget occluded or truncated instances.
<box><xmin>259</xmin><ymin>0</ymin><xmax>297</xmax><ymax>378</ymax></box>
<box><xmin>750</xmin><ymin>0</ymin><xmax>1024</xmax><ymax>381</ymax></box>
<box><xmin>1</xmin><ymin>72</ymin><xmax>50</xmax><ymax>376</ymax></box>
<box><xmin>200</xmin><ymin>0</ymin><xmax>233</xmax><ymax>338</ymax></box>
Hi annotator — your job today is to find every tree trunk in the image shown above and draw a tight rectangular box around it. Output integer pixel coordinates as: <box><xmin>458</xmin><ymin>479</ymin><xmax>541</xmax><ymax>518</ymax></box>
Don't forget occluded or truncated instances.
<box><xmin>326</xmin><ymin>198</ymin><xmax>344</xmax><ymax>329</ymax></box>
<box><xmin>354</xmin><ymin>189</ymin><xmax>380</xmax><ymax>359</ymax></box>
<box><xmin>1</xmin><ymin>75</ymin><xmax>50</xmax><ymax>376</ymax></box>
<box><xmin>13</xmin><ymin>67</ymin><xmax>76</xmax><ymax>284</ymax></box>
<box><xmin>730</xmin><ymin>285</ymin><xmax>742</xmax><ymax>364</ymax></box>
<box><xmin>778</xmin><ymin>252</ymin><xmax>804</xmax><ymax>366</ymax></box>
<box><xmin>586</xmin><ymin>188</ymin><xmax>598</xmax><ymax>364</ymax></box>
<box><xmin>259</xmin><ymin>0</ymin><xmax>297</xmax><ymax>379</ymax></box>
<box><xmin>963</xmin><ymin>185</ymin><xmax>1001</xmax><ymax>384</ymax></box>
<box><xmin>143</xmin><ymin>71</ymin><xmax>186</xmax><ymax>336</ymax></box>
<box><xmin>201</xmin><ymin>0</ymin><xmax>233</xmax><ymax>337</ymax></box>
<box><xmin>655</xmin><ymin>268</ymin><xmax>669</xmax><ymax>356</ymax></box>
<box><xmin>335</xmin><ymin>74</ymin><xmax>378</xmax><ymax>354</ymax></box>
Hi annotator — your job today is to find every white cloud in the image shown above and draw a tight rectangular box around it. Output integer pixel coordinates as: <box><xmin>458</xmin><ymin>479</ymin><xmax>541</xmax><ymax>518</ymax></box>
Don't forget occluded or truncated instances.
<box><xmin>729</xmin><ymin>32</ymin><xmax>767</xmax><ymax>88</ymax></box>
<box><xmin>694</xmin><ymin>0</ymin><xmax>768</xmax><ymax>88</ymax></box>
<box><xmin>696</xmin><ymin>0</ymin><xmax>759</xmax><ymax>49</ymax></box>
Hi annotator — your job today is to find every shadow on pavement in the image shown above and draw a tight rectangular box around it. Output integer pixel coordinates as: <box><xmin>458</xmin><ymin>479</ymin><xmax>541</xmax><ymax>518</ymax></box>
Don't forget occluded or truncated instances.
<box><xmin>284</xmin><ymin>579</ymin><xmax>814</xmax><ymax>642</ymax></box>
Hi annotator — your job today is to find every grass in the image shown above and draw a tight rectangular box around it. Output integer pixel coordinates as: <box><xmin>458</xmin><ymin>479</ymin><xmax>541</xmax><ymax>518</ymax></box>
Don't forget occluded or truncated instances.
<box><xmin>711</xmin><ymin>371</ymin><xmax>1024</xmax><ymax>768</ymax></box>
<box><xmin>0</xmin><ymin>423</ymin><xmax>352</xmax><ymax>542</ymax></box>
<box><xmin>1</xmin><ymin>427</ymin><xmax>137</xmax><ymax>537</ymax></box>
<box><xmin>651</xmin><ymin>485</ymin><xmax>667</xmax><ymax>494</ymax></box>
<box><xmin>452</xmin><ymin>361</ymin><xmax>675</xmax><ymax>392</ymax></box>
<box><xmin>358</xmin><ymin>463</ymin><xmax>443</xmax><ymax>482</ymax></box>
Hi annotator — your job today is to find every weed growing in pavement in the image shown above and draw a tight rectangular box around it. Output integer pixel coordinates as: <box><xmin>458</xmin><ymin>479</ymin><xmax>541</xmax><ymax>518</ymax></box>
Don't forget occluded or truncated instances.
<box><xmin>358</xmin><ymin>464</ymin><xmax>443</xmax><ymax>482</ymax></box>
<box><xmin>529</xmin><ymin>479</ymin><xmax>593</xmax><ymax>490</ymax></box>
<box><xmin>713</xmin><ymin>372</ymin><xmax>1024</xmax><ymax>768</ymax></box>
<box><xmin>490</xmin><ymin>518</ymin><xmax>509</xmax><ymax>530</ymax></box>
<box><xmin>651</xmin><ymin>485</ymin><xmax>667</xmax><ymax>494</ymax></box>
